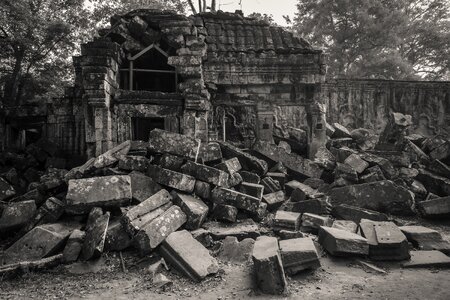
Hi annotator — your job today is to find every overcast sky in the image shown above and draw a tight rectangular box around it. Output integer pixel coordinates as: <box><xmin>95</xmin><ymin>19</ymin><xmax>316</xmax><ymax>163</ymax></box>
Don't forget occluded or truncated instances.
<box><xmin>214</xmin><ymin>0</ymin><xmax>298</xmax><ymax>26</ymax></box>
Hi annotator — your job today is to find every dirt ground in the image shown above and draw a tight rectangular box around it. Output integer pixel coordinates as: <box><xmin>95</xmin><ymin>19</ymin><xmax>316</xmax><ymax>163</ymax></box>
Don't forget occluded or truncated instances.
<box><xmin>1</xmin><ymin>218</ymin><xmax>450</xmax><ymax>300</ymax></box>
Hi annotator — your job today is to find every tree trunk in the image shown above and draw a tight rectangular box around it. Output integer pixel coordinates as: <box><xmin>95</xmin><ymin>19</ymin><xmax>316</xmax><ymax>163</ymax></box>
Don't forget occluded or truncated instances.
<box><xmin>211</xmin><ymin>0</ymin><xmax>216</xmax><ymax>11</ymax></box>
<box><xmin>198</xmin><ymin>0</ymin><xmax>202</xmax><ymax>12</ymax></box>
<box><xmin>187</xmin><ymin>0</ymin><xmax>197</xmax><ymax>14</ymax></box>
<box><xmin>4</xmin><ymin>48</ymin><xmax>24</xmax><ymax>106</ymax></box>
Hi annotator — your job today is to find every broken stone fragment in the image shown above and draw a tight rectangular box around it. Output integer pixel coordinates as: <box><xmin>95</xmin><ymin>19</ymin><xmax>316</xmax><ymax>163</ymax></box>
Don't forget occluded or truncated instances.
<box><xmin>313</xmin><ymin>147</ymin><xmax>337</xmax><ymax>171</ymax></box>
<box><xmin>211</xmin><ymin>204</ymin><xmax>238</xmax><ymax>223</ymax></box>
<box><xmin>280</xmin><ymin>237</ymin><xmax>320</xmax><ymax>274</ymax></box>
<box><xmin>333</xmin><ymin>162</ymin><xmax>358</xmax><ymax>182</ymax></box>
<box><xmin>278</xmin><ymin>230</ymin><xmax>304</xmax><ymax>240</ymax></box>
<box><xmin>147</xmin><ymin>164</ymin><xmax>196</xmax><ymax>193</ymax></box>
<box><xmin>20</xmin><ymin>197</ymin><xmax>65</xmax><ymax>234</ymax></box>
<box><xmin>158</xmin><ymin>153</ymin><xmax>185</xmax><ymax>171</ymax></box>
<box><xmin>332</xmin><ymin>220</ymin><xmax>358</xmax><ymax>233</ymax></box>
<box><xmin>239</xmin><ymin>182</ymin><xmax>264</xmax><ymax>199</ymax></box>
<box><xmin>416</xmin><ymin>196</ymin><xmax>450</xmax><ymax>218</ymax></box>
<box><xmin>289</xmin><ymin>181</ymin><xmax>322</xmax><ymax>202</ymax></box>
<box><xmin>0</xmin><ymin>177</ymin><xmax>16</xmax><ymax>202</ymax></box>
<box><xmin>261</xmin><ymin>176</ymin><xmax>281</xmax><ymax>194</ymax></box>
<box><xmin>262</xmin><ymin>191</ymin><xmax>286</xmax><ymax>210</ymax></box>
<box><xmin>328</xmin><ymin>180</ymin><xmax>415</xmax><ymax>215</ymax></box>
<box><xmin>376</xmin><ymin>112</ymin><xmax>412</xmax><ymax>151</ymax></box>
<box><xmin>104</xmin><ymin>218</ymin><xmax>132</xmax><ymax>252</ymax></box>
<box><xmin>0</xmin><ymin>200</ymin><xmax>37</xmax><ymax>232</ymax></box>
<box><xmin>3</xmin><ymin>223</ymin><xmax>74</xmax><ymax>265</ymax></box>
<box><xmin>359</xmin><ymin>219</ymin><xmax>410</xmax><ymax>261</ymax></box>
<box><xmin>214</xmin><ymin>157</ymin><xmax>242</xmax><ymax>174</ymax></box>
<box><xmin>331</xmin><ymin>123</ymin><xmax>351</xmax><ymax>138</ymax></box>
<box><xmin>193</xmin><ymin>180</ymin><xmax>211</xmax><ymax>199</ymax></box>
<box><xmin>122</xmin><ymin>189</ymin><xmax>173</xmax><ymax>235</ymax></box>
<box><xmin>204</xmin><ymin>221</ymin><xmax>261</xmax><ymax>241</ymax></box>
<box><xmin>359</xmin><ymin>153</ymin><xmax>398</xmax><ymax>179</ymax></box>
<box><xmin>300</xmin><ymin>213</ymin><xmax>332</xmax><ymax>234</ymax></box>
<box><xmin>428</xmin><ymin>159</ymin><xmax>450</xmax><ymax>178</ymax></box>
<box><xmin>331</xmin><ymin>204</ymin><xmax>389</xmax><ymax>223</ymax></box>
<box><xmin>400</xmin><ymin>225</ymin><xmax>450</xmax><ymax>254</ymax></box>
<box><xmin>93</xmin><ymin>141</ymin><xmax>131</xmax><ymax>170</ymax></box>
<box><xmin>134</xmin><ymin>205</ymin><xmax>186</xmax><ymax>256</ymax></box>
<box><xmin>159</xmin><ymin>230</ymin><xmax>219</xmax><ymax>282</ymax></box>
<box><xmin>273</xmin><ymin>210</ymin><xmax>301</xmax><ymax>231</ymax></box>
<box><xmin>344</xmin><ymin>154</ymin><xmax>369</xmax><ymax>174</ymax></box>
<box><xmin>63</xmin><ymin>229</ymin><xmax>85</xmax><ymax>263</ymax></box>
<box><xmin>66</xmin><ymin>175</ymin><xmax>132</xmax><ymax>214</ymax></box>
<box><xmin>118</xmin><ymin>155</ymin><xmax>150</xmax><ymax>172</ymax></box>
<box><xmin>284</xmin><ymin>198</ymin><xmax>330</xmax><ymax>215</ymax></box>
<box><xmin>360</xmin><ymin>165</ymin><xmax>386</xmax><ymax>183</ymax></box>
<box><xmin>253</xmin><ymin>140</ymin><xmax>322</xmax><ymax>179</ymax></box>
<box><xmin>171</xmin><ymin>192</ymin><xmax>209</xmax><ymax>230</ymax></box>
<box><xmin>318</xmin><ymin>226</ymin><xmax>369</xmax><ymax>257</ymax></box>
<box><xmin>80</xmin><ymin>207</ymin><xmax>110</xmax><ymax>261</ymax></box>
<box><xmin>211</xmin><ymin>186</ymin><xmax>261</xmax><ymax>213</ymax></box>
<box><xmin>416</xmin><ymin>168</ymin><xmax>450</xmax><ymax>197</ymax></box>
<box><xmin>181</xmin><ymin>160</ymin><xmax>229</xmax><ymax>187</ymax></box>
<box><xmin>227</xmin><ymin>172</ymin><xmax>243</xmax><ymax>187</ymax></box>
<box><xmin>402</xmin><ymin>251</ymin><xmax>450</xmax><ymax>268</ymax></box>
<box><xmin>252</xmin><ymin>236</ymin><xmax>287</xmax><ymax>295</ymax></box>
<box><xmin>238</xmin><ymin>170</ymin><xmax>260</xmax><ymax>184</ymax></box>
<box><xmin>129</xmin><ymin>171</ymin><xmax>162</xmax><ymax>203</ymax></box>
<box><xmin>217</xmin><ymin>141</ymin><xmax>268</xmax><ymax>176</ymax></box>
<box><xmin>219</xmin><ymin>236</ymin><xmax>255</xmax><ymax>263</ymax></box>
<box><xmin>266</xmin><ymin>172</ymin><xmax>286</xmax><ymax>187</ymax></box>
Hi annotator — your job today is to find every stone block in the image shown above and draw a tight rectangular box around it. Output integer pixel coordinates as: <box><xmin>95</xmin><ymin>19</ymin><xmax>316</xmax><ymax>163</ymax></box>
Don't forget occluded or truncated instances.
<box><xmin>93</xmin><ymin>141</ymin><xmax>131</xmax><ymax>169</ymax></box>
<box><xmin>217</xmin><ymin>141</ymin><xmax>268</xmax><ymax>176</ymax></box>
<box><xmin>285</xmin><ymin>198</ymin><xmax>330</xmax><ymax>215</ymax></box>
<box><xmin>159</xmin><ymin>230</ymin><xmax>219</xmax><ymax>281</ymax></box>
<box><xmin>63</xmin><ymin>229</ymin><xmax>85</xmax><ymax>263</ymax></box>
<box><xmin>344</xmin><ymin>154</ymin><xmax>369</xmax><ymax>174</ymax></box>
<box><xmin>204</xmin><ymin>222</ymin><xmax>261</xmax><ymax>241</ymax></box>
<box><xmin>417</xmin><ymin>168</ymin><xmax>450</xmax><ymax>196</ymax></box>
<box><xmin>239</xmin><ymin>182</ymin><xmax>264</xmax><ymax>199</ymax></box>
<box><xmin>400</xmin><ymin>225</ymin><xmax>450</xmax><ymax>254</ymax></box>
<box><xmin>0</xmin><ymin>177</ymin><xmax>16</xmax><ymax>201</ymax></box>
<box><xmin>262</xmin><ymin>191</ymin><xmax>286</xmax><ymax>210</ymax></box>
<box><xmin>214</xmin><ymin>158</ymin><xmax>242</xmax><ymax>174</ymax></box>
<box><xmin>193</xmin><ymin>180</ymin><xmax>211</xmax><ymax>199</ymax></box>
<box><xmin>211</xmin><ymin>204</ymin><xmax>238</xmax><ymax>223</ymax></box>
<box><xmin>266</xmin><ymin>172</ymin><xmax>286</xmax><ymax>187</ymax></box>
<box><xmin>331</xmin><ymin>204</ymin><xmax>389</xmax><ymax>223</ymax></box>
<box><xmin>238</xmin><ymin>171</ymin><xmax>260</xmax><ymax>184</ymax></box>
<box><xmin>66</xmin><ymin>175</ymin><xmax>132</xmax><ymax>213</ymax></box>
<box><xmin>417</xmin><ymin>196</ymin><xmax>450</xmax><ymax>218</ymax></box>
<box><xmin>171</xmin><ymin>192</ymin><xmax>209</xmax><ymax>230</ymax></box>
<box><xmin>334</xmin><ymin>162</ymin><xmax>358</xmax><ymax>182</ymax></box>
<box><xmin>280</xmin><ymin>237</ymin><xmax>320</xmax><ymax>274</ymax></box>
<box><xmin>158</xmin><ymin>153</ymin><xmax>185</xmax><ymax>171</ymax></box>
<box><xmin>359</xmin><ymin>220</ymin><xmax>410</xmax><ymax>260</ymax></box>
<box><xmin>219</xmin><ymin>236</ymin><xmax>255</xmax><ymax>263</ymax></box>
<box><xmin>0</xmin><ymin>200</ymin><xmax>36</xmax><ymax>232</ymax></box>
<box><xmin>227</xmin><ymin>172</ymin><xmax>243</xmax><ymax>187</ymax></box>
<box><xmin>129</xmin><ymin>171</ymin><xmax>162</xmax><ymax>203</ymax></box>
<box><xmin>211</xmin><ymin>187</ymin><xmax>261</xmax><ymax>213</ymax></box>
<box><xmin>252</xmin><ymin>236</ymin><xmax>287</xmax><ymax>295</ymax></box>
<box><xmin>328</xmin><ymin>180</ymin><xmax>415</xmax><ymax>215</ymax></box>
<box><xmin>147</xmin><ymin>164</ymin><xmax>196</xmax><ymax>193</ymax></box>
<box><xmin>3</xmin><ymin>223</ymin><xmax>74</xmax><ymax>265</ymax></box>
<box><xmin>261</xmin><ymin>176</ymin><xmax>281</xmax><ymax>194</ymax></box>
<box><xmin>301</xmin><ymin>213</ymin><xmax>333</xmax><ymax>234</ymax></box>
<box><xmin>80</xmin><ymin>208</ymin><xmax>110</xmax><ymax>261</ymax></box>
<box><xmin>278</xmin><ymin>230</ymin><xmax>304</xmax><ymax>240</ymax></box>
<box><xmin>402</xmin><ymin>251</ymin><xmax>450</xmax><ymax>268</ymax></box>
<box><xmin>20</xmin><ymin>197</ymin><xmax>65</xmax><ymax>234</ymax></box>
<box><xmin>148</xmin><ymin>129</ymin><xmax>200</xmax><ymax>160</ymax></box>
<box><xmin>331</xmin><ymin>123</ymin><xmax>351</xmax><ymax>138</ymax></box>
<box><xmin>122</xmin><ymin>189</ymin><xmax>172</xmax><ymax>235</ymax></box>
<box><xmin>104</xmin><ymin>218</ymin><xmax>132</xmax><ymax>251</ymax></box>
<box><xmin>181</xmin><ymin>161</ymin><xmax>229</xmax><ymax>187</ymax></box>
<box><xmin>134</xmin><ymin>205</ymin><xmax>186</xmax><ymax>256</ymax></box>
<box><xmin>318</xmin><ymin>226</ymin><xmax>369</xmax><ymax>257</ymax></box>
<box><xmin>118</xmin><ymin>155</ymin><xmax>150</xmax><ymax>172</ymax></box>
<box><xmin>332</xmin><ymin>220</ymin><xmax>358</xmax><ymax>233</ymax></box>
<box><xmin>273</xmin><ymin>210</ymin><xmax>301</xmax><ymax>231</ymax></box>
<box><xmin>290</xmin><ymin>182</ymin><xmax>323</xmax><ymax>202</ymax></box>
<box><xmin>253</xmin><ymin>140</ymin><xmax>322</xmax><ymax>179</ymax></box>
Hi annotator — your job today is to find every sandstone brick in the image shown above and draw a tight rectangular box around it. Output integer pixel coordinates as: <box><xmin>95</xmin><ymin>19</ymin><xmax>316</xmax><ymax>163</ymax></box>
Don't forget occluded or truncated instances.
<box><xmin>63</xmin><ymin>229</ymin><xmax>85</xmax><ymax>263</ymax></box>
<box><xmin>262</xmin><ymin>191</ymin><xmax>285</xmax><ymax>210</ymax></box>
<box><xmin>218</xmin><ymin>141</ymin><xmax>268</xmax><ymax>176</ymax></box>
<box><xmin>239</xmin><ymin>170</ymin><xmax>261</xmax><ymax>184</ymax></box>
<box><xmin>147</xmin><ymin>164</ymin><xmax>196</xmax><ymax>193</ymax></box>
<box><xmin>273</xmin><ymin>210</ymin><xmax>301</xmax><ymax>231</ymax></box>
<box><xmin>344</xmin><ymin>154</ymin><xmax>369</xmax><ymax>174</ymax></box>
<box><xmin>211</xmin><ymin>187</ymin><xmax>261</xmax><ymax>213</ymax></box>
<box><xmin>331</xmin><ymin>204</ymin><xmax>389</xmax><ymax>223</ymax></box>
<box><xmin>0</xmin><ymin>200</ymin><xmax>36</xmax><ymax>232</ymax></box>
<box><xmin>239</xmin><ymin>182</ymin><xmax>264</xmax><ymax>199</ymax></box>
<box><xmin>214</xmin><ymin>157</ymin><xmax>242</xmax><ymax>174</ymax></box>
<box><xmin>118</xmin><ymin>155</ymin><xmax>150</xmax><ymax>172</ymax></box>
<box><xmin>211</xmin><ymin>204</ymin><xmax>238</xmax><ymax>223</ymax></box>
<box><xmin>280</xmin><ymin>237</ymin><xmax>320</xmax><ymax>274</ymax></box>
<box><xmin>171</xmin><ymin>192</ymin><xmax>209</xmax><ymax>230</ymax></box>
<box><xmin>80</xmin><ymin>208</ymin><xmax>110</xmax><ymax>261</ymax></box>
<box><xmin>301</xmin><ymin>213</ymin><xmax>332</xmax><ymax>234</ymax></box>
<box><xmin>129</xmin><ymin>171</ymin><xmax>162</xmax><ymax>203</ymax></box>
<box><xmin>181</xmin><ymin>161</ymin><xmax>229</xmax><ymax>187</ymax></box>
<box><xmin>318</xmin><ymin>226</ymin><xmax>368</xmax><ymax>257</ymax></box>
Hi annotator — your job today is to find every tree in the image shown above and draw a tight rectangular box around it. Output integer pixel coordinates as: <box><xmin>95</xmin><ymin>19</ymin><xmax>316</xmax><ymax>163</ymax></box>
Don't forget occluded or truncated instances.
<box><xmin>293</xmin><ymin>0</ymin><xmax>450</xmax><ymax>80</ymax></box>
<box><xmin>186</xmin><ymin>0</ymin><xmax>217</xmax><ymax>14</ymax></box>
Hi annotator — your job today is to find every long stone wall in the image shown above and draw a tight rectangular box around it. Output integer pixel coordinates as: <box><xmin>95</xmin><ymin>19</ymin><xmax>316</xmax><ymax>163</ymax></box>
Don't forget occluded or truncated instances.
<box><xmin>321</xmin><ymin>79</ymin><xmax>450</xmax><ymax>137</ymax></box>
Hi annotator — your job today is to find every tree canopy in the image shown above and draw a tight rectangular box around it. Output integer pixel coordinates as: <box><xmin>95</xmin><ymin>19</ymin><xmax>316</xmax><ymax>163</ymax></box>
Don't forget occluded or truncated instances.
<box><xmin>294</xmin><ymin>0</ymin><xmax>450</xmax><ymax>80</ymax></box>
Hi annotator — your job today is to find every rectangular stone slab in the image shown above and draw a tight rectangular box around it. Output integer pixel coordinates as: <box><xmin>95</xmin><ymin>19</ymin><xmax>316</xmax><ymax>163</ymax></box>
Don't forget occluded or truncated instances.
<box><xmin>301</xmin><ymin>213</ymin><xmax>333</xmax><ymax>234</ymax></box>
<box><xmin>124</xmin><ymin>202</ymin><xmax>172</xmax><ymax>237</ymax></box>
<box><xmin>262</xmin><ymin>191</ymin><xmax>286</xmax><ymax>210</ymax></box>
<box><xmin>318</xmin><ymin>226</ymin><xmax>369</xmax><ymax>257</ymax></box>
<box><xmin>273</xmin><ymin>210</ymin><xmax>301</xmax><ymax>231</ymax></box>
<box><xmin>331</xmin><ymin>204</ymin><xmax>389</xmax><ymax>223</ymax></box>
<box><xmin>171</xmin><ymin>192</ymin><xmax>209</xmax><ymax>230</ymax></box>
<box><xmin>147</xmin><ymin>164</ymin><xmax>196</xmax><ymax>193</ymax></box>
<box><xmin>253</xmin><ymin>140</ymin><xmax>323</xmax><ymax>179</ymax></box>
<box><xmin>134</xmin><ymin>205</ymin><xmax>186</xmax><ymax>256</ymax></box>
<box><xmin>402</xmin><ymin>251</ymin><xmax>450</xmax><ymax>268</ymax></box>
<box><xmin>417</xmin><ymin>196</ymin><xmax>450</xmax><ymax>218</ymax></box>
<box><xmin>128</xmin><ymin>171</ymin><xmax>162</xmax><ymax>203</ymax></box>
<box><xmin>252</xmin><ymin>236</ymin><xmax>287</xmax><ymax>295</ymax></box>
<box><xmin>400</xmin><ymin>225</ymin><xmax>450</xmax><ymax>254</ymax></box>
<box><xmin>214</xmin><ymin>158</ymin><xmax>242</xmax><ymax>174</ymax></box>
<box><xmin>0</xmin><ymin>200</ymin><xmax>36</xmax><ymax>232</ymax></box>
<box><xmin>159</xmin><ymin>230</ymin><xmax>219</xmax><ymax>281</ymax></box>
<box><xmin>66</xmin><ymin>175</ymin><xmax>132</xmax><ymax>213</ymax></box>
<box><xmin>80</xmin><ymin>208</ymin><xmax>110</xmax><ymax>261</ymax></box>
<box><xmin>211</xmin><ymin>187</ymin><xmax>261</xmax><ymax>213</ymax></box>
<box><xmin>217</xmin><ymin>141</ymin><xmax>268</xmax><ymax>176</ymax></box>
<box><xmin>280</xmin><ymin>237</ymin><xmax>320</xmax><ymax>274</ymax></box>
<box><xmin>239</xmin><ymin>182</ymin><xmax>264</xmax><ymax>200</ymax></box>
<box><xmin>180</xmin><ymin>161</ymin><xmax>229</xmax><ymax>187</ymax></box>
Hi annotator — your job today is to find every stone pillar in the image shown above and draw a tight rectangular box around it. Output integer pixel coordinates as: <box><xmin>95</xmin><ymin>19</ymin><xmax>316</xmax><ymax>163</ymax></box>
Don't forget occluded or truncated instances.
<box><xmin>307</xmin><ymin>102</ymin><xmax>327</xmax><ymax>159</ymax></box>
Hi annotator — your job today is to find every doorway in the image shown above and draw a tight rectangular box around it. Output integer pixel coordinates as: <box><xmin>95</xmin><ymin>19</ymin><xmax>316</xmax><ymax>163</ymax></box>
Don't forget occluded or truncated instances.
<box><xmin>132</xmin><ymin>117</ymin><xmax>165</xmax><ymax>141</ymax></box>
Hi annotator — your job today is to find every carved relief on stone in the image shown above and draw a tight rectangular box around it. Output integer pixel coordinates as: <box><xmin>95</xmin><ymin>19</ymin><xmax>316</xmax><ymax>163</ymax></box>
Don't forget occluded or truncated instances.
<box><xmin>213</xmin><ymin>105</ymin><xmax>257</xmax><ymax>146</ymax></box>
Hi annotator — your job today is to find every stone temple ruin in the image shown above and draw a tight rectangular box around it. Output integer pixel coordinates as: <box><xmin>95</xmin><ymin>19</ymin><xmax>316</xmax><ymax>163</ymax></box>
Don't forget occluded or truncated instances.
<box><xmin>1</xmin><ymin>9</ymin><xmax>450</xmax><ymax>296</ymax></box>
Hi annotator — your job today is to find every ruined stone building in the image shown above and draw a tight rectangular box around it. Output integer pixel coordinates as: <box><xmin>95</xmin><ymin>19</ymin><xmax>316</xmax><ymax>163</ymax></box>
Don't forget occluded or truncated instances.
<box><xmin>0</xmin><ymin>9</ymin><xmax>449</xmax><ymax>161</ymax></box>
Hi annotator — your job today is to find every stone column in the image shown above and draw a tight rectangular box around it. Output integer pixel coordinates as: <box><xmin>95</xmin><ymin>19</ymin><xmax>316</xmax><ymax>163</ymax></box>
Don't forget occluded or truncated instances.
<box><xmin>307</xmin><ymin>102</ymin><xmax>327</xmax><ymax>159</ymax></box>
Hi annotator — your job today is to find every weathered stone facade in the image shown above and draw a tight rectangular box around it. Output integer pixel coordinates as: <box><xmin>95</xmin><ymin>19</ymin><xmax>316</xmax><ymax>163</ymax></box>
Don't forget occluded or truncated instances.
<box><xmin>1</xmin><ymin>9</ymin><xmax>449</xmax><ymax>160</ymax></box>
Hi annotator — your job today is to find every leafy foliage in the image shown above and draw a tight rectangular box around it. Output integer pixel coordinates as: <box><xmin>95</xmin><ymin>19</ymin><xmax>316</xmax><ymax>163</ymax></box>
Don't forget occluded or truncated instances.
<box><xmin>294</xmin><ymin>0</ymin><xmax>450</xmax><ymax>80</ymax></box>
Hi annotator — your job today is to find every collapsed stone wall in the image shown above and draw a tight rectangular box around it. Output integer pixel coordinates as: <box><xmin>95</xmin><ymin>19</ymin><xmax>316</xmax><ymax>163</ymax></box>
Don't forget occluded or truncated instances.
<box><xmin>322</xmin><ymin>79</ymin><xmax>450</xmax><ymax>137</ymax></box>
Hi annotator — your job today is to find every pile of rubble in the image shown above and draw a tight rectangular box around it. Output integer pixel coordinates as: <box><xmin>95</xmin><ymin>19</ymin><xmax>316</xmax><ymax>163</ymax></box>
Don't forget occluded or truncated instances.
<box><xmin>1</xmin><ymin>112</ymin><xmax>450</xmax><ymax>295</ymax></box>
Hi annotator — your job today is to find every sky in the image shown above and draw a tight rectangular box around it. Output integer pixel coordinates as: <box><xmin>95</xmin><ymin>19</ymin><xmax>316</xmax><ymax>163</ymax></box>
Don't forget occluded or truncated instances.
<box><xmin>212</xmin><ymin>0</ymin><xmax>298</xmax><ymax>26</ymax></box>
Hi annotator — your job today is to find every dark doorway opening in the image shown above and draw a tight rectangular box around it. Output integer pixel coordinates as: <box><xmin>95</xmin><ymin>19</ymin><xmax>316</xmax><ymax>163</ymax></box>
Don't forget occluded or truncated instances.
<box><xmin>132</xmin><ymin>117</ymin><xmax>165</xmax><ymax>141</ymax></box>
